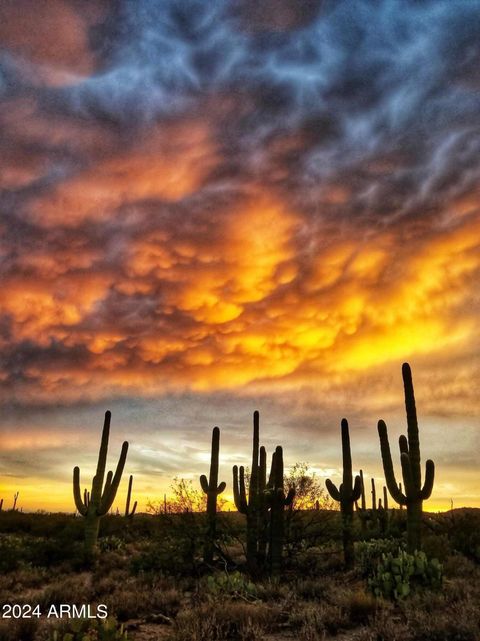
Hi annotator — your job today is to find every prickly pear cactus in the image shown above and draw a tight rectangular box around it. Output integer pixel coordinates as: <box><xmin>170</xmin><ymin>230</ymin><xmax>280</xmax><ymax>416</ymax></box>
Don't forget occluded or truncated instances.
<box><xmin>51</xmin><ymin>617</ymin><xmax>127</xmax><ymax>641</ymax></box>
<box><xmin>369</xmin><ymin>549</ymin><xmax>442</xmax><ymax>600</ymax></box>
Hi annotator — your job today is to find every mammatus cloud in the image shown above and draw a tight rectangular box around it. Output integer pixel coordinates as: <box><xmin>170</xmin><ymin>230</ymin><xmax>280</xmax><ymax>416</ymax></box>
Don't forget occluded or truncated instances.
<box><xmin>0</xmin><ymin>0</ymin><xmax>479</xmax><ymax>509</ymax></box>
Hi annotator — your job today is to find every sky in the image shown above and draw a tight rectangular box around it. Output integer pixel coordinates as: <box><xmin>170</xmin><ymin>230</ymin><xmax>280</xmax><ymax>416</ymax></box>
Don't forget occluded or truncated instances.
<box><xmin>0</xmin><ymin>0</ymin><xmax>479</xmax><ymax>513</ymax></box>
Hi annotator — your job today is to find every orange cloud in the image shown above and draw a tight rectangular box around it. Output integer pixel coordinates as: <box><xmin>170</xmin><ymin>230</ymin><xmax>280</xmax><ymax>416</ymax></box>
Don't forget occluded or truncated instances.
<box><xmin>0</xmin><ymin>274</ymin><xmax>112</xmax><ymax>344</ymax></box>
<box><xmin>0</xmin><ymin>0</ymin><xmax>106</xmax><ymax>84</ymax></box>
<box><xmin>29</xmin><ymin>122</ymin><xmax>217</xmax><ymax>227</ymax></box>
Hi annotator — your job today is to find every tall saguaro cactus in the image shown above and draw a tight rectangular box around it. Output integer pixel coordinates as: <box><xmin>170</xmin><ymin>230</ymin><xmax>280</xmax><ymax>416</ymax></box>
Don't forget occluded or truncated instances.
<box><xmin>125</xmin><ymin>475</ymin><xmax>137</xmax><ymax>518</ymax></box>
<box><xmin>73</xmin><ymin>411</ymin><xmax>129</xmax><ymax>560</ymax></box>
<box><xmin>378</xmin><ymin>362</ymin><xmax>435</xmax><ymax>552</ymax></box>
<box><xmin>200</xmin><ymin>426</ymin><xmax>226</xmax><ymax>564</ymax></box>
<box><xmin>355</xmin><ymin>469</ymin><xmax>368</xmax><ymax>533</ymax></box>
<box><xmin>326</xmin><ymin>419</ymin><xmax>362</xmax><ymax>569</ymax></box>
<box><xmin>233</xmin><ymin>411</ymin><xmax>266</xmax><ymax>573</ymax></box>
<box><xmin>266</xmin><ymin>446</ymin><xmax>295</xmax><ymax>575</ymax></box>
<box><xmin>233</xmin><ymin>411</ymin><xmax>274</xmax><ymax>574</ymax></box>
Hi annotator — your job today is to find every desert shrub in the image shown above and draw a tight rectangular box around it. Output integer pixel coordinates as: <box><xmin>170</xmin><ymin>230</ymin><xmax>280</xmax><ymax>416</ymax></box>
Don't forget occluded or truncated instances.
<box><xmin>50</xmin><ymin>617</ymin><xmax>127</xmax><ymax>641</ymax></box>
<box><xmin>0</xmin><ymin>617</ymin><xmax>38</xmax><ymax>641</ymax></box>
<box><xmin>294</xmin><ymin>576</ymin><xmax>331</xmax><ymax>600</ymax></box>
<box><xmin>38</xmin><ymin>574</ymin><xmax>93</xmax><ymax>610</ymax></box>
<box><xmin>294</xmin><ymin>543</ymin><xmax>344</xmax><ymax>575</ymax></box>
<box><xmin>104</xmin><ymin>586</ymin><xmax>148</xmax><ymax>621</ymax></box>
<box><xmin>369</xmin><ymin>550</ymin><xmax>442</xmax><ymax>600</ymax></box>
<box><xmin>442</xmin><ymin>553</ymin><xmax>477</xmax><ymax>580</ymax></box>
<box><xmin>0</xmin><ymin>529</ymin><xmax>85</xmax><ymax>572</ymax></box>
<box><xmin>98</xmin><ymin>536</ymin><xmax>124</xmax><ymax>553</ymax></box>
<box><xmin>0</xmin><ymin>535</ymin><xmax>25</xmax><ymax>572</ymax></box>
<box><xmin>421</xmin><ymin>533</ymin><xmax>452</xmax><ymax>563</ymax></box>
<box><xmin>356</xmin><ymin>539</ymin><xmax>404</xmax><ymax>577</ymax></box>
<box><xmin>172</xmin><ymin>601</ymin><xmax>274</xmax><ymax>641</ymax></box>
<box><xmin>130</xmin><ymin>532</ymin><xmax>200</xmax><ymax>576</ymax></box>
<box><xmin>445</xmin><ymin>511</ymin><xmax>480</xmax><ymax>563</ymax></box>
<box><xmin>340</xmin><ymin>588</ymin><xmax>378</xmax><ymax>625</ymax></box>
<box><xmin>254</xmin><ymin>579</ymin><xmax>291</xmax><ymax>602</ymax></box>
<box><xmin>288</xmin><ymin>602</ymin><xmax>348</xmax><ymax>639</ymax></box>
<box><xmin>359</xmin><ymin>606</ymin><xmax>412</xmax><ymax>641</ymax></box>
<box><xmin>25</xmin><ymin>536</ymin><xmax>83</xmax><ymax>568</ymax></box>
<box><xmin>204</xmin><ymin>571</ymin><xmax>258</xmax><ymax>601</ymax></box>
<box><xmin>0</xmin><ymin>566</ymin><xmax>49</xmax><ymax>596</ymax></box>
<box><xmin>404</xmin><ymin>598</ymin><xmax>480</xmax><ymax>641</ymax></box>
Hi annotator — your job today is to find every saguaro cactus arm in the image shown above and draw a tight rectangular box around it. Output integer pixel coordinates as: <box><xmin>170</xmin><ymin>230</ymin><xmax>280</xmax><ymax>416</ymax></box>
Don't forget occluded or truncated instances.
<box><xmin>378</xmin><ymin>420</ymin><xmax>408</xmax><ymax>505</ymax></box>
<box><xmin>73</xmin><ymin>467</ymin><xmax>88</xmax><ymax>516</ymax></box>
<box><xmin>325</xmin><ymin>478</ymin><xmax>341</xmax><ymax>502</ymax></box>
<box><xmin>352</xmin><ymin>476</ymin><xmax>362</xmax><ymax>502</ymax></box>
<box><xmin>403</xmin><ymin>362</ymin><xmax>421</xmax><ymax>487</ymax></box>
<box><xmin>99</xmin><ymin>441</ymin><xmax>128</xmax><ymax>515</ymax></box>
<box><xmin>125</xmin><ymin>474</ymin><xmax>138</xmax><ymax>517</ymax></box>
<box><xmin>249</xmin><ymin>411</ymin><xmax>260</xmax><ymax>503</ymax></box>
<box><xmin>421</xmin><ymin>460</ymin><xmax>435</xmax><ymax>499</ymax></box>
<box><xmin>233</xmin><ymin>465</ymin><xmax>248</xmax><ymax>513</ymax></box>
<box><xmin>232</xmin><ymin>412</ymin><xmax>261</xmax><ymax>516</ymax></box>
<box><xmin>359</xmin><ymin>469</ymin><xmax>366</xmax><ymax>510</ymax></box>
<box><xmin>259</xmin><ymin>446</ymin><xmax>267</xmax><ymax>492</ymax></box>
<box><xmin>200</xmin><ymin>426</ymin><xmax>226</xmax><ymax>497</ymax></box>
<box><xmin>267</xmin><ymin>446</ymin><xmax>295</xmax><ymax>506</ymax></box>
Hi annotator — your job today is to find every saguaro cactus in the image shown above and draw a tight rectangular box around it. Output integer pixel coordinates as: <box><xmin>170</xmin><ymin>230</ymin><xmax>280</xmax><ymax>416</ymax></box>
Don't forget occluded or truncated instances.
<box><xmin>233</xmin><ymin>411</ymin><xmax>275</xmax><ymax>574</ymax></box>
<box><xmin>125</xmin><ymin>475</ymin><xmax>137</xmax><ymax>518</ymax></box>
<box><xmin>378</xmin><ymin>363</ymin><xmax>435</xmax><ymax>552</ymax></box>
<box><xmin>73</xmin><ymin>411</ymin><xmax>128</xmax><ymax>560</ymax></box>
<box><xmin>326</xmin><ymin>419</ymin><xmax>362</xmax><ymax>569</ymax></box>
<box><xmin>377</xmin><ymin>486</ymin><xmax>390</xmax><ymax>534</ymax></box>
<box><xmin>0</xmin><ymin>498</ymin><xmax>3</xmax><ymax>512</ymax></box>
<box><xmin>200</xmin><ymin>426</ymin><xmax>226</xmax><ymax>564</ymax></box>
<box><xmin>12</xmin><ymin>491</ymin><xmax>19</xmax><ymax>511</ymax></box>
<box><xmin>355</xmin><ymin>469</ymin><xmax>369</xmax><ymax>533</ymax></box>
<box><xmin>371</xmin><ymin>478</ymin><xmax>377</xmax><ymax>512</ymax></box>
<box><xmin>233</xmin><ymin>411</ymin><xmax>266</xmax><ymax>573</ymax></box>
<box><xmin>266</xmin><ymin>446</ymin><xmax>295</xmax><ymax>575</ymax></box>
<box><xmin>382</xmin><ymin>485</ymin><xmax>389</xmax><ymax>510</ymax></box>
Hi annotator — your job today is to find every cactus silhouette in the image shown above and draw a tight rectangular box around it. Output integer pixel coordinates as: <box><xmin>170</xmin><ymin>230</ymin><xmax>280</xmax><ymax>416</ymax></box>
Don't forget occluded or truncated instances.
<box><xmin>73</xmin><ymin>411</ymin><xmax>128</xmax><ymax>560</ymax></box>
<box><xmin>377</xmin><ymin>485</ymin><xmax>390</xmax><ymax>534</ymax></box>
<box><xmin>12</xmin><ymin>491</ymin><xmax>19</xmax><ymax>511</ymax></box>
<box><xmin>200</xmin><ymin>426</ymin><xmax>226</xmax><ymax>564</ymax></box>
<box><xmin>125</xmin><ymin>475</ymin><xmax>137</xmax><ymax>518</ymax></box>
<box><xmin>355</xmin><ymin>469</ymin><xmax>369</xmax><ymax>532</ymax></box>
<box><xmin>232</xmin><ymin>411</ymin><xmax>268</xmax><ymax>574</ymax></box>
<box><xmin>266</xmin><ymin>446</ymin><xmax>295</xmax><ymax>575</ymax></box>
<box><xmin>356</xmin><ymin>473</ymin><xmax>390</xmax><ymax>534</ymax></box>
<box><xmin>326</xmin><ymin>419</ymin><xmax>362</xmax><ymax>568</ymax></box>
<box><xmin>378</xmin><ymin>362</ymin><xmax>435</xmax><ymax>552</ymax></box>
<box><xmin>0</xmin><ymin>498</ymin><xmax>3</xmax><ymax>512</ymax></box>
<box><xmin>371</xmin><ymin>478</ymin><xmax>377</xmax><ymax>512</ymax></box>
